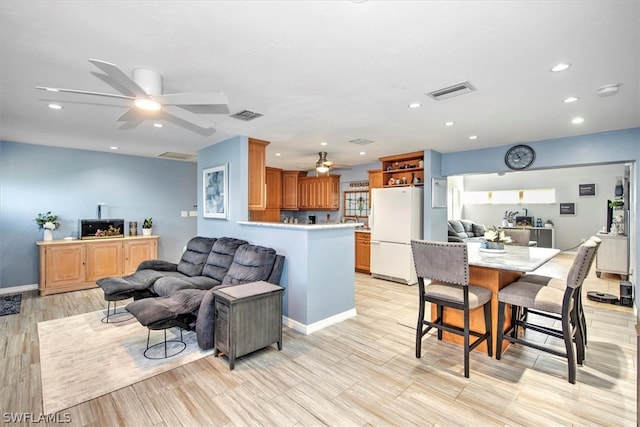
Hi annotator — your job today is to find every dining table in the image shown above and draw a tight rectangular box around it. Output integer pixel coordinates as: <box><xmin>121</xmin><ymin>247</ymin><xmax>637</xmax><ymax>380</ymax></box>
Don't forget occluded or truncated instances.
<box><xmin>432</xmin><ymin>241</ymin><xmax>561</xmax><ymax>356</ymax></box>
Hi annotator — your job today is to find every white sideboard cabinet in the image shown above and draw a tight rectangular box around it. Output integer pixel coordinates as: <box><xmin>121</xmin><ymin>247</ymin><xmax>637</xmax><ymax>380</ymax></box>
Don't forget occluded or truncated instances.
<box><xmin>595</xmin><ymin>234</ymin><xmax>629</xmax><ymax>280</ymax></box>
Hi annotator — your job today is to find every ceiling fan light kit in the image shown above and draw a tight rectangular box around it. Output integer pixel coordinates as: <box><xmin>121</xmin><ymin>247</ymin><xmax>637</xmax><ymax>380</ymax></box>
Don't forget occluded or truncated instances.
<box><xmin>315</xmin><ymin>151</ymin><xmax>331</xmax><ymax>173</ymax></box>
<box><xmin>36</xmin><ymin>59</ymin><xmax>229</xmax><ymax>130</ymax></box>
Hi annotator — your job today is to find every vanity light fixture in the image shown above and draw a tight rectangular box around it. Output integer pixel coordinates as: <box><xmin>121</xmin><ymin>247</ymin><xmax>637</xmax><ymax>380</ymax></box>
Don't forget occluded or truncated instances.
<box><xmin>572</xmin><ymin>117</ymin><xmax>584</xmax><ymax>124</ymax></box>
<box><xmin>48</xmin><ymin>103</ymin><xmax>63</xmax><ymax>110</ymax></box>
<box><xmin>563</xmin><ymin>96</ymin><xmax>579</xmax><ymax>103</ymax></box>
<box><xmin>551</xmin><ymin>63</ymin><xmax>571</xmax><ymax>72</ymax></box>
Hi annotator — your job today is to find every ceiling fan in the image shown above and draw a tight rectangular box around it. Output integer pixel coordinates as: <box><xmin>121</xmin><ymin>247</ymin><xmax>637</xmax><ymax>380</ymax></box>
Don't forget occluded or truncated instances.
<box><xmin>36</xmin><ymin>59</ymin><xmax>230</xmax><ymax>130</ymax></box>
<box><xmin>315</xmin><ymin>151</ymin><xmax>333</xmax><ymax>173</ymax></box>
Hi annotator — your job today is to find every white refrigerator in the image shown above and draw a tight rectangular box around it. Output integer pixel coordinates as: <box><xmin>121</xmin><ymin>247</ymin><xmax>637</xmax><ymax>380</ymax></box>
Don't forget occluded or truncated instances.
<box><xmin>370</xmin><ymin>186</ymin><xmax>423</xmax><ymax>285</ymax></box>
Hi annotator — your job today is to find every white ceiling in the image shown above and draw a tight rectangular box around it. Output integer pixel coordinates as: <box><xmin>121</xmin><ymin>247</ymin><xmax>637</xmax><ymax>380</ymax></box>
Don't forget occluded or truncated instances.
<box><xmin>1</xmin><ymin>1</ymin><xmax>638</xmax><ymax>171</ymax></box>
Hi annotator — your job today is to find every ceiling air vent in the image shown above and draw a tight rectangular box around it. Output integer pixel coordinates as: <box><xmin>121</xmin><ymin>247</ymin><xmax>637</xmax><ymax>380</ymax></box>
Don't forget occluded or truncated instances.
<box><xmin>349</xmin><ymin>138</ymin><xmax>374</xmax><ymax>145</ymax></box>
<box><xmin>230</xmin><ymin>110</ymin><xmax>263</xmax><ymax>121</ymax></box>
<box><xmin>158</xmin><ymin>151</ymin><xmax>196</xmax><ymax>160</ymax></box>
<box><xmin>427</xmin><ymin>81</ymin><xmax>476</xmax><ymax>101</ymax></box>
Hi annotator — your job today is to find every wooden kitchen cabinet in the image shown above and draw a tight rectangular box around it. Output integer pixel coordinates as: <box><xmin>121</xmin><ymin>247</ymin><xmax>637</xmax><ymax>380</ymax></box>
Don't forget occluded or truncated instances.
<box><xmin>281</xmin><ymin>171</ymin><xmax>306</xmax><ymax>210</ymax></box>
<box><xmin>596</xmin><ymin>234</ymin><xmax>629</xmax><ymax>280</ymax></box>
<box><xmin>355</xmin><ymin>231</ymin><xmax>371</xmax><ymax>273</ymax></box>
<box><xmin>248</xmin><ymin>138</ymin><xmax>270</xmax><ymax>210</ymax></box>
<box><xmin>298</xmin><ymin>175</ymin><xmax>340</xmax><ymax>210</ymax></box>
<box><xmin>368</xmin><ymin>169</ymin><xmax>383</xmax><ymax>207</ymax></box>
<box><xmin>37</xmin><ymin>235</ymin><xmax>158</xmax><ymax>295</ymax></box>
<box><xmin>250</xmin><ymin>167</ymin><xmax>282</xmax><ymax>222</ymax></box>
<box><xmin>379</xmin><ymin>151</ymin><xmax>424</xmax><ymax>187</ymax></box>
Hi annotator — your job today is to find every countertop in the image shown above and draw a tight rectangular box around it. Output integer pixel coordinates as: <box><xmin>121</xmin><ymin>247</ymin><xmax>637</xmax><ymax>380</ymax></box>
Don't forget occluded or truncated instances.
<box><xmin>238</xmin><ymin>221</ymin><xmax>364</xmax><ymax>230</ymax></box>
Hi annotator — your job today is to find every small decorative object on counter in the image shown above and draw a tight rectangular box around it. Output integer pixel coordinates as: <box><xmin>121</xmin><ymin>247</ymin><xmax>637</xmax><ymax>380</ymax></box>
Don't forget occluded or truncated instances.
<box><xmin>536</xmin><ymin>218</ymin><xmax>543</xmax><ymax>227</ymax></box>
<box><xmin>615</xmin><ymin>176</ymin><xmax>624</xmax><ymax>197</ymax></box>
<box><xmin>129</xmin><ymin>221</ymin><xmax>138</xmax><ymax>236</ymax></box>
<box><xmin>544</xmin><ymin>219</ymin><xmax>554</xmax><ymax>228</ymax></box>
<box><xmin>388</xmin><ymin>177</ymin><xmax>395</xmax><ymax>186</ymax></box>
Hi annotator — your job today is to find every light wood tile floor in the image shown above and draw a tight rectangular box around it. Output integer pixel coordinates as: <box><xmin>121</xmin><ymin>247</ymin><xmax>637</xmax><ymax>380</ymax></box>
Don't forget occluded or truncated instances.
<box><xmin>0</xmin><ymin>252</ymin><xmax>636</xmax><ymax>426</ymax></box>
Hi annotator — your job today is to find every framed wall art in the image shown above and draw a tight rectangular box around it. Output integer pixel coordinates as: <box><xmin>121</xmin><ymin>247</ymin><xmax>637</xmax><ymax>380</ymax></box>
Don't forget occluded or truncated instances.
<box><xmin>559</xmin><ymin>202</ymin><xmax>575</xmax><ymax>215</ymax></box>
<box><xmin>203</xmin><ymin>164</ymin><xmax>228</xmax><ymax>219</ymax></box>
<box><xmin>578</xmin><ymin>183</ymin><xmax>596</xmax><ymax>197</ymax></box>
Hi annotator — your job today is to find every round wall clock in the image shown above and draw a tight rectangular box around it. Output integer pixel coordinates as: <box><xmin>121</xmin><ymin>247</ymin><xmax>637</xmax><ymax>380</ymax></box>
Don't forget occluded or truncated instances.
<box><xmin>504</xmin><ymin>144</ymin><xmax>535</xmax><ymax>170</ymax></box>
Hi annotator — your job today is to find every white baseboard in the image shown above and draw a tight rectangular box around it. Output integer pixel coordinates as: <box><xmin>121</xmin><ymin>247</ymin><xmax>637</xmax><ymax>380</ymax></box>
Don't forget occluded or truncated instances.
<box><xmin>0</xmin><ymin>283</ymin><xmax>38</xmax><ymax>295</ymax></box>
<box><xmin>283</xmin><ymin>308</ymin><xmax>357</xmax><ymax>335</ymax></box>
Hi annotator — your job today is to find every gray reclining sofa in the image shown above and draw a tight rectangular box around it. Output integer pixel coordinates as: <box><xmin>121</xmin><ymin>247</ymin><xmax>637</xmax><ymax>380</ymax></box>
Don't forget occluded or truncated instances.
<box><xmin>96</xmin><ymin>236</ymin><xmax>285</xmax><ymax>349</ymax></box>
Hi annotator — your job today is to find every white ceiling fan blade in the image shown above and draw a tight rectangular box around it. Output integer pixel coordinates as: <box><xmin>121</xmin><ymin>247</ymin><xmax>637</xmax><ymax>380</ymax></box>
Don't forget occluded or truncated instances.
<box><xmin>117</xmin><ymin>108</ymin><xmax>142</xmax><ymax>122</ymax></box>
<box><xmin>88</xmin><ymin>59</ymin><xmax>149</xmax><ymax>98</ymax></box>
<box><xmin>154</xmin><ymin>91</ymin><xmax>229</xmax><ymax>107</ymax></box>
<box><xmin>162</xmin><ymin>105</ymin><xmax>215</xmax><ymax>129</ymax></box>
<box><xmin>36</xmin><ymin>86</ymin><xmax>133</xmax><ymax>100</ymax></box>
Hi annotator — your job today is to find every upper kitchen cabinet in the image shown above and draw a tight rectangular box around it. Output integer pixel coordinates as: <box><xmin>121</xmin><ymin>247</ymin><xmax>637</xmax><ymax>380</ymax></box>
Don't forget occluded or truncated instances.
<box><xmin>281</xmin><ymin>171</ymin><xmax>306</xmax><ymax>210</ymax></box>
<box><xmin>248</xmin><ymin>138</ymin><xmax>270</xmax><ymax>210</ymax></box>
<box><xmin>379</xmin><ymin>151</ymin><xmax>424</xmax><ymax>187</ymax></box>
<box><xmin>265</xmin><ymin>167</ymin><xmax>282</xmax><ymax>208</ymax></box>
<box><xmin>368</xmin><ymin>169</ymin><xmax>383</xmax><ymax>207</ymax></box>
<box><xmin>298</xmin><ymin>174</ymin><xmax>340</xmax><ymax>210</ymax></box>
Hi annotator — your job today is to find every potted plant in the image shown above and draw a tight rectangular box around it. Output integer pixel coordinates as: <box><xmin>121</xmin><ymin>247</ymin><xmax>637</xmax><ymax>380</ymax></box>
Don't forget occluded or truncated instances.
<box><xmin>483</xmin><ymin>226</ymin><xmax>512</xmax><ymax>250</ymax></box>
<box><xmin>35</xmin><ymin>211</ymin><xmax>60</xmax><ymax>241</ymax></box>
<box><xmin>609</xmin><ymin>199</ymin><xmax>624</xmax><ymax>209</ymax></box>
<box><xmin>544</xmin><ymin>219</ymin><xmax>554</xmax><ymax>228</ymax></box>
<box><xmin>142</xmin><ymin>217</ymin><xmax>153</xmax><ymax>236</ymax></box>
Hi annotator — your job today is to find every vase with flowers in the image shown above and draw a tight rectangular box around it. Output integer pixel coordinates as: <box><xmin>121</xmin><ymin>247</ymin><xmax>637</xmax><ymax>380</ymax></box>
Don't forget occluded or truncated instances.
<box><xmin>483</xmin><ymin>226</ymin><xmax>512</xmax><ymax>250</ymax></box>
<box><xmin>35</xmin><ymin>211</ymin><xmax>60</xmax><ymax>241</ymax></box>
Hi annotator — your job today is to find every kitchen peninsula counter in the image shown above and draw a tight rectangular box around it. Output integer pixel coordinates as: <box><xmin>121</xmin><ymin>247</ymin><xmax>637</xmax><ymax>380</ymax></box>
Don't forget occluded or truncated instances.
<box><xmin>237</xmin><ymin>221</ymin><xmax>361</xmax><ymax>334</ymax></box>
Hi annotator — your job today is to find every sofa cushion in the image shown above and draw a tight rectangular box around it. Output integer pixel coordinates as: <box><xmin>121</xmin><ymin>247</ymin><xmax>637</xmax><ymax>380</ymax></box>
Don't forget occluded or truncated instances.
<box><xmin>152</xmin><ymin>275</ymin><xmax>221</xmax><ymax>297</ymax></box>
<box><xmin>202</xmin><ymin>237</ymin><xmax>248</xmax><ymax>281</ymax></box>
<box><xmin>449</xmin><ymin>220</ymin><xmax>469</xmax><ymax>239</ymax></box>
<box><xmin>447</xmin><ymin>221</ymin><xmax>458</xmax><ymax>237</ymax></box>
<box><xmin>97</xmin><ymin>269</ymin><xmax>166</xmax><ymax>297</ymax></box>
<box><xmin>221</xmin><ymin>244</ymin><xmax>277</xmax><ymax>286</ymax></box>
<box><xmin>176</xmin><ymin>237</ymin><xmax>217</xmax><ymax>277</ymax></box>
<box><xmin>459</xmin><ymin>219</ymin><xmax>475</xmax><ymax>236</ymax></box>
<box><xmin>472</xmin><ymin>223</ymin><xmax>487</xmax><ymax>237</ymax></box>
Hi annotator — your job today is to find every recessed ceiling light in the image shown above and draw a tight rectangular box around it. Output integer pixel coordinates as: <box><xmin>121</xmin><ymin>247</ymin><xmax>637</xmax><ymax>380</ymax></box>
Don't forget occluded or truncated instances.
<box><xmin>320</xmin><ymin>142</ymin><xmax>327</xmax><ymax>146</ymax></box>
<box><xmin>597</xmin><ymin>84</ymin><xmax>620</xmax><ymax>97</ymax></box>
<box><xmin>153</xmin><ymin>123</ymin><xmax>163</xmax><ymax>128</ymax></box>
<box><xmin>408</xmin><ymin>102</ymin><xmax>421</xmax><ymax>109</ymax></box>
<box><xmin>110</xmin><ymin>146</ymin><xmax>118</xmax><ymax>150</ymax></box>
<box><xmin>563</xmin><ymin>96</ymin><xmax>579</xmax><ymax>103</ymax></box>
<box><xmin>444</xmin><ymin>121</ymin><xmax>455</xmax><ymax>126</ymax></box>
<box><xmin>134</xmin><ymin>98</ymin><xmax>162</xmax><ymax>111</ymax></box>
<box><xmin>469</xmin><ymin>135</ymin><xmax>478</xmax><ymax>140</ymax></box>
<box><xmin>45</xmin><ymin>88</ymin><xmax>59</xmax><ymax>92</ymax></box>
<box><xmin>360</xmin><ymin>151</ymin><xmax>365</xmax><ymax>155</ymax></box>
<box><xmin>275</xmin><ymin>153</ymin><xmax>281</xmax><ymax>157</ymax></box>
<box><xmin>572</xmin><ymin>117</ymin><xmax>584</xmax><ymax>124</ymax></box>
<box><xmin>48</xmin><ymin>103</ymin><xmax>63</xmax><ymax>110</ymax></box>
<box><xmin>551</xmin><ymin>63</ymin><xmax>571</xmax><ymax>72</ymax></box>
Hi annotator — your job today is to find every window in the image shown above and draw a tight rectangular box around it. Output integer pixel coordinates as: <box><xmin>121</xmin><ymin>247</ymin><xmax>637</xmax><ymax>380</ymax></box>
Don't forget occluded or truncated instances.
<box><xmin>343</xmin><ymin>190</ymin><xmax>370</xmax><ymax>218</ymax></box>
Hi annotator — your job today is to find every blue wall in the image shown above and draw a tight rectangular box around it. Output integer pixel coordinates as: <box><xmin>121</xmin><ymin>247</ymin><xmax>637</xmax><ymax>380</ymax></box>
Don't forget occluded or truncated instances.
<box><xmin>0</xmin><ymin>141</ymin><xmax>198</xmax><ymax>289</ymax></box>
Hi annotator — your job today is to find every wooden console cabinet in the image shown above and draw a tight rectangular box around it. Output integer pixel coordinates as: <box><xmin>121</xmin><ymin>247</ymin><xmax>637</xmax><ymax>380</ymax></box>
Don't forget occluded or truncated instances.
<box><xmin>37</xmin><ymin>235</ymin><xmax>158</xmax><ymax>296</ymax></box>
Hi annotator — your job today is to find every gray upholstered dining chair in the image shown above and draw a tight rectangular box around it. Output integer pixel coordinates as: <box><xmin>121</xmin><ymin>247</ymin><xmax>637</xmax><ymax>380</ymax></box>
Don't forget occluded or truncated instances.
<box><xmin>496</xmin><ymin>239</ymin><xmax>598</xmax><ymax>383</ymax></box>
<box><xmin>519</xmin><ymin>235</ymin><xmax>601</xmax><ymax>347</ymax></box>
<box><xmin>503</xmin><ymin>229</ymin><xmax>536</xmax><ymax>246</ymax></box>
<box><xmin>410</xmin><ymin>240</ymin><xmax>493</xmax><ymax>378</ymax></box>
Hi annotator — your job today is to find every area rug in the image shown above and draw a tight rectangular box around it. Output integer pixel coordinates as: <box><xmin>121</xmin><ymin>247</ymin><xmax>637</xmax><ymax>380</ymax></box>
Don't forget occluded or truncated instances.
<box><xmin>38</xmin><ymin>310</ymin><xmax>214</xmax><ymax>415</ymax></box>
<box><xmin>0</xmin><ymin>294</ymin><xmax>22</xmax><ymax>316</ymax></box>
